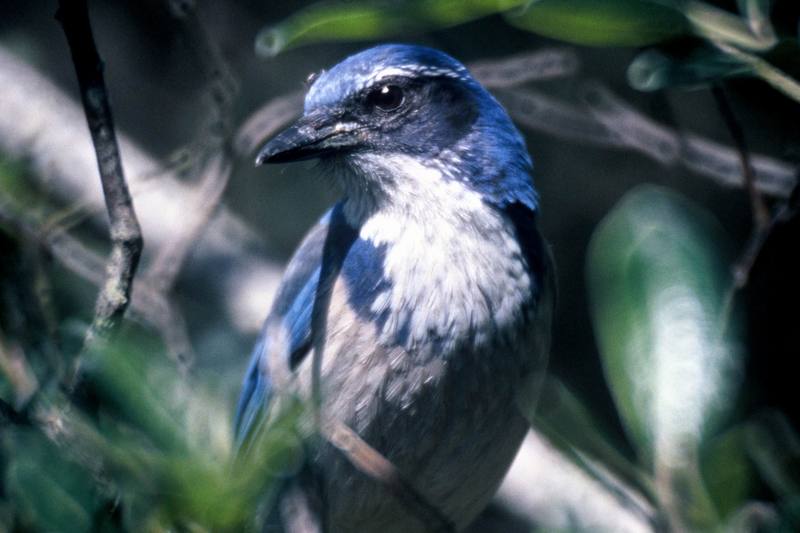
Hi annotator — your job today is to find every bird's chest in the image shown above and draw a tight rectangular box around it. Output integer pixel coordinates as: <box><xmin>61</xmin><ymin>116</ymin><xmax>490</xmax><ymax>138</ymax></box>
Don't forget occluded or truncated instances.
<box><xmin>342</xmin><ymin>210</ymin><xmax>533</xmax><ymax>360</ymax></box>
<box><xmin>309</xmin><ymin>212</ymin><xmax>540</xmax><ymax>530</ymax></box>
<box><xmin>316</xmin><ymin>310</ymin><xmax>534</xmax><ymax>532</ymax></box>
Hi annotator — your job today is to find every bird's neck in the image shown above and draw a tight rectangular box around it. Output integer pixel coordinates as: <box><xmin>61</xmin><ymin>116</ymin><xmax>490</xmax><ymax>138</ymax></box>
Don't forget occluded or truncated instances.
<box><xmin>333</xmin><ymin>152</ymin><xmax>489</xmax><ymax>226</ymax></box>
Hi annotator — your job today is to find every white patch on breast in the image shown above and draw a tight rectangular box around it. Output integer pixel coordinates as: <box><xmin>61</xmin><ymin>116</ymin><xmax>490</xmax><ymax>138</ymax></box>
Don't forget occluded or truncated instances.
<box><xmin>338</xmin><ymin>153</ymin><xmax>532</xmax><ymax>356</ymax></box>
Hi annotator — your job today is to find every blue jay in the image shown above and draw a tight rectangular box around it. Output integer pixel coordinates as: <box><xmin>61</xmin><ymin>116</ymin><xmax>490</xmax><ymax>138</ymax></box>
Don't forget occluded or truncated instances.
<box><xmin>236</xmin><ymin>44</ymin><xmax>554</xmax><ymax>532</ymax></box>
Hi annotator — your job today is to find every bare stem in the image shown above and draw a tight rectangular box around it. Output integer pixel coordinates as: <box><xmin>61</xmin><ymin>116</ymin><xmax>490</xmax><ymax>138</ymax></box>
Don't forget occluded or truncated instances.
<box><xmin>56</xmin><ymin>0</ymin><xmax>143</xmax><ymax>347</ymax></box>
<box><xmin>711</xmin><ymin>84</ymin><xmax>770</xmax><ymax>231</ymax></box>
<box><xmin>323</xmin><ymin>421</ymin><xmax>455</xmax><ymax>533</ymax></box>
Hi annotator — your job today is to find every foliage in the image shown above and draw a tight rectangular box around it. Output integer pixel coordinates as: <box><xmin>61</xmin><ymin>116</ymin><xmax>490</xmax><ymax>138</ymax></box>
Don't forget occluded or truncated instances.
<box><xmin>524</xmin><ymin>186</ymin><xmax>798</xmax><ymax>530</ymax></box>
<box><xmin>256</xmin><ymin>0</ymin><xmax>800</xmax><ymax>103</ymax></box>
<box><xmin>0</xmin><ymin>162</ymin><xmax>302</xmax><ymax>532</ymax></box>
<box><xmin>1</xmin><ymin>336</ymin><xmax>303</xmax><ymax>532</ymax></box>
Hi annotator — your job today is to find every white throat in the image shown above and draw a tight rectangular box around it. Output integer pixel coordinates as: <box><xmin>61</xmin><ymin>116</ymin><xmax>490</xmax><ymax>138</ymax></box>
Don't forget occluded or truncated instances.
<box><xmin>332</xmin><ymin>153</ymin><xmax>532</xmax><ymax>355</ymax></box>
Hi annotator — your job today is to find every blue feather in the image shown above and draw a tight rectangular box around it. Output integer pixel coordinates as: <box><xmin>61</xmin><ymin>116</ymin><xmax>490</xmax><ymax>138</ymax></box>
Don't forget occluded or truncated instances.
<box><xmin>233</xmin><ymin>204</ymin><xmax>360</xmax><ymax>443</ymax></box>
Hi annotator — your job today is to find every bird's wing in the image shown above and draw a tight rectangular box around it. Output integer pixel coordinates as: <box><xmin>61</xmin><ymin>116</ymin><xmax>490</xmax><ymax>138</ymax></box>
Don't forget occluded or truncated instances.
<box><xmin>504</xmin><ymin>201</ymin><xmax>557</xmax><ymax>418</ymax></box>
<box><xmin>234</xmin><ymin>204</ymin><xmax>357</xmax><ymax>445</ymax></box>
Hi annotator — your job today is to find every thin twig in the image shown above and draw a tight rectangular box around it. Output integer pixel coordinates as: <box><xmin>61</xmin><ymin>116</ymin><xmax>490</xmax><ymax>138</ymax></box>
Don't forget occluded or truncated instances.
<box><xmin>165</xmin><ymin>0</ymin><xmax>239</xmax><ymax>176</ymax></box>
<box><xmin>56</xmin><ymin>0</ymin><xmax>143</xmax><ymax>348</ymax></box>
<box><xmin>2</xmin><ymin>200</ymin><xmax>195</xmax><ymax>371</ymax></box>
<box><xmin>0</xmin><ymin>331</ymin><xmax>39</xmax><ymax>411</ymax></box>
<box><xmin>720</xmin><ymin>179</ymin><xmax>800</xmax><ymax>332</ymax></box>
<box><xmin>710</xmin><ymin>83</ymin><xmax>791</xmax><ymax>333</ymax></box>
<box><xmin>323</xmin><ymin>421</ymin><xmax>455</xmax><ymax>533</ymax></box>
<box><xmin>711</xmin><ymin>84</ymin><xmax>771</xmax><ymax>229</ymax></box>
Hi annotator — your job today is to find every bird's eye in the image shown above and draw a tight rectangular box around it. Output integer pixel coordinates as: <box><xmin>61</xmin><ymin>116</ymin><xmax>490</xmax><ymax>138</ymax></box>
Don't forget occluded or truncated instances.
<box><xmin>367</xmin><ymin>84</ymin><xmax>404</xmax><ymax>112</ymax></box>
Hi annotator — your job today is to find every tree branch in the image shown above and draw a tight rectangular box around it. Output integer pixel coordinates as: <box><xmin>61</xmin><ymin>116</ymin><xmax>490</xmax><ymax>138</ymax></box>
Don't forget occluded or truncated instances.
<box><xmin>56</xmin><ymin>0</ymin><xmax>143</xmax><ymax>346</ymax></box>
<box><xmin>323</xmin><ymin>421</ymin><xmax>455</xmax><ymax>533</ymax></box>
<box><xmin>711</xmin><ymin>84</ymin><xmax>770</xmax><ymax>229</ymax></box>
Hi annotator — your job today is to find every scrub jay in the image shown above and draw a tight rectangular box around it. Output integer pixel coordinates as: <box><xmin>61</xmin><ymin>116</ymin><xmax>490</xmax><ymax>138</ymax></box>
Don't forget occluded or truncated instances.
<box><xmin>236</xmin><ymin>44</ymin><xmax>554</xmax><ymax>532</ymax></box>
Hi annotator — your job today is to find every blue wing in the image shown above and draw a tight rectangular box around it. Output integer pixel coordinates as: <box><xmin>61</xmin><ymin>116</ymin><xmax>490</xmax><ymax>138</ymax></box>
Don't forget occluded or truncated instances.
<box><xmin>234</xmin><ymin>204</ymin><xmax>357</xmax><ymax>445</ymax></box>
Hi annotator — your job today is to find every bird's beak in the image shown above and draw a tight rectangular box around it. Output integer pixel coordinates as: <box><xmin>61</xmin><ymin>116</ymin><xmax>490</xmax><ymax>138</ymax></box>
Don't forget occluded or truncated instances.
<box><xmin>255</xmin><ymin>109</ymin><xmax>359</xmax><ymax>165</ymax></box>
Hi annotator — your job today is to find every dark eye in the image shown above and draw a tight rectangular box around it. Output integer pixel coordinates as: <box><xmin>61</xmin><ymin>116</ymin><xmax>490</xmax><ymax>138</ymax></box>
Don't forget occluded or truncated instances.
<box><xmin>367</xmin><ymin>84</ymin><xmax>404</xmax><ymax>111</ymax></box>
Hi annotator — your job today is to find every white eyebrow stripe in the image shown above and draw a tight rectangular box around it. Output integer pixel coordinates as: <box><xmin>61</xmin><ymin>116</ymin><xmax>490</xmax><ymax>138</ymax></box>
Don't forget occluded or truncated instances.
<box><xmin>333</xmin><ymin>121</ymin><xmax>359</xmax><ymax>133</ymax></box>
<box><xmin>365</xmin><ymin>64</ymin><xmax>469</xmax><ymax>86</ymax></box>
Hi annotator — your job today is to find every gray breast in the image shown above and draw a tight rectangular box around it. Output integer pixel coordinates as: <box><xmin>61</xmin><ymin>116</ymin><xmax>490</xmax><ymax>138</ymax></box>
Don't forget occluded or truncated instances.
<box><xmin>300</xmin><ymin>270</ymin><xmax>551</xmax><ymax>532</ymax></box>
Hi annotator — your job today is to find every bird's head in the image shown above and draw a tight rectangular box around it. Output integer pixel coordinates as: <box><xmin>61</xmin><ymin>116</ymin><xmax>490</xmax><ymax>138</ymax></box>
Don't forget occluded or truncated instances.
<box><xmin>257</xmin><ymin>44</ymin><xmax>537</xmax><ymax>216</ymax></box>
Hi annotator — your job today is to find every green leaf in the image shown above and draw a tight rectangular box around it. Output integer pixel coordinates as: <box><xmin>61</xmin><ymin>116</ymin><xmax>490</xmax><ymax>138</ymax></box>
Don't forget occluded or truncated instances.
<box><xmin>712</xmin><ymin>40</ymin><xmax>800</xmax><ymax>104</ymax></box>
<box><xmin>683</xmin><ymin>0</ymin><xmax>777</xmax><ymax>51</ymax></box>
<box><xmin>627</xmin><ymin>46</ymin><xmax>751</xmax><ymax>91</ymax></box>
<box><xmin>587</xmin><ymin>185</ymin><xmax>743</xmax><ymax>527</ymax></box>
<box><xmin>701</xmin><ymin>424</ymin><xmax>755</xmax><ymax>520</ymax></box>
<box><xmin>82</xmin><ymin>342</ymin><xmax>188</xmax><ymax>454</ymax></box>
<box><xmin>255</xmin><ymin>0</ymin><xmax>528</xmax><ymax>57</ymax></box>
<box><xmin>506</xmin><ymin>0</ymin><xmax>688</xmax><ymax>47</ymax></box>
<box><xmin>746</xmin><ymin>411</ymin><xmax>800</xmax><ymax>500</ymax></box>
<box><xmin>5</xmin><ymin>431</ymin><xmax>97</xmax><ymax>533</ymax></box>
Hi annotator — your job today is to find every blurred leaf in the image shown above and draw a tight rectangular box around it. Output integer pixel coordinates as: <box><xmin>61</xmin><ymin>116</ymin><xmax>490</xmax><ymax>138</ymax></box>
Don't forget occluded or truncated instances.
<box><xmin>534</xmin><ymin>377</ymin><xmax>655</xmax><ymax>502</ymax></box>
<box><xmin>0</xmin><ymin>156</ymin><xmax>37</xmax><ymax>210</ymax></box>
<box><xmin>1</xmin><ymin>336</ymin><xmax>308</xmax><ymax>532</ymax></box>
<box><xmin>712</xmin><ymin>40</ymin><xmax>800</xmax><ymax>104</ymax></box>
<box><xmin>5</xmin><ymin>430</ymin><xmax>98</xmax><ymax>533</ymax></box>
<box><xmin>627</xmin><ymin>46</ymin><xmax>751</xmax><ymax>91</ymax></box>
<box><xmin>683</xmin><ymin>0</ymin><xmax>777</xmax><ymax>51</ymax></box>
<box><xmin>724</xmin><ymin>501</ymin><xmax>780</xmax><ymax>531</ymax></box>
<box><xmin>746</xmin><ymin>411</ymin><xmax>800</xmax><ymax>500</ymax></box>
<box><xmin>700</xmin><ymin>424</ymin><xmax>754</xmax><ymax>520</ymax></box>
<box><xmin>506</xmin><ymin>0</ymin><xmax>688</xmax><ymax>46</ymax></box>
<box><xmin>255</xmin><ymin>0</ymin><xmax>527</xmax><ymax>57</ymax></box>
<box><xmin>737</xmin><ymin>0</ymin><xmax>777</xmax><ymax>43</ymax></box>
<box><xmin>776</xmin><ymin>496</ymin><xmax>800</xmax><ymax>531</ymax></box>
<box><xmin>587</xmin><ymin>185</ymin><xmax>742</xmax><ymax>527</ymax></box>
<box><xmin>82</xmin><ymin>342</ymin><xmax>189</xmax><ymax>454</ymax></box>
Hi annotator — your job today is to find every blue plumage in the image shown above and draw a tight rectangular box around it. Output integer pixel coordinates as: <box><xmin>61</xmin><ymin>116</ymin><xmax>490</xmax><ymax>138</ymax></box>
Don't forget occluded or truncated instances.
<box><xmin>237</xmin><ymin>44</ymin><xmax>554</xmax><ymax>532</ymax></box>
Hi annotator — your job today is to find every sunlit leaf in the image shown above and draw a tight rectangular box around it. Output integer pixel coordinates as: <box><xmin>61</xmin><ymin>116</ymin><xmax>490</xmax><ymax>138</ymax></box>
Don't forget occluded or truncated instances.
<box><xmin>712</xmin><ymin>41</ymin><xmax>800</xmax><ymax>104</ymax></box>
<box><xmin>683</xmin><ymin>0</ymin><xmax>777</xmax><ymax>51</ymax></box>
<box><xmin>627</xmin><ymin>46</ymin><xmax>751</xmax><ymax>91</ymax></box>
<box><xmin>587</xmin><ymin>185</ymin><xmax>743</xmax><ymax>527</ymax></box>
<box><xmin>255</xmin><ymin>0</ymin><xmax>527</xmax><ymax>57</ymax></box>
<box><xmin>506</xmin><ymin>0</ymin><xmax>688</xmax><ymax>46</ymax></box>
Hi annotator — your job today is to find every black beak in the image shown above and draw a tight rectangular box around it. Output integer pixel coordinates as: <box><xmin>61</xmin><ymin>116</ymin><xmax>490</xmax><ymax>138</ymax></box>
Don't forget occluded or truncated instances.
<box><xmin>255</xmin><ymin>110</ymin><xmax>359</xmax><ymax>165</ymax></box>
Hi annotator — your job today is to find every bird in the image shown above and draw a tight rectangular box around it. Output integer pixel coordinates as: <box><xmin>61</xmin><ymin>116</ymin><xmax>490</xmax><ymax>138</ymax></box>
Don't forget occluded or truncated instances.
<box><xmin>235</xmin><ymin>43</ymin><xmax>555</xmax><ymax>533</ymax></box>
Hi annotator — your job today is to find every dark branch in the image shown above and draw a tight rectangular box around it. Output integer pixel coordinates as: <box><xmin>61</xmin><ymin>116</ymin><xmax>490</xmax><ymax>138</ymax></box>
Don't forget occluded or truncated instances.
<box><xmin>56</xmin><ymin>0</ymin><xmax>143</xmax><ymax>346</ymax></box>
<box><xmin>711</xmin><ymin>84</ymin><xmax>790</xmax><ymax>332</ymax></box>
<box><xmin>711</xmin><ymin>84</ymin><xmax>771</xmax><ymax>230</ymax></box>
<box><xmin>3</xmin><ymin>199</ymin><xmax>193</xmax><ymax>372</ymax></box>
